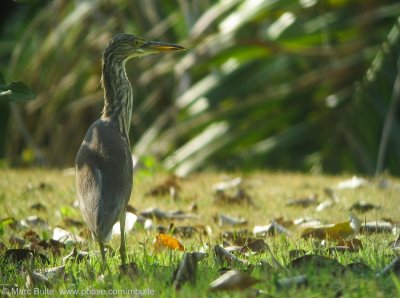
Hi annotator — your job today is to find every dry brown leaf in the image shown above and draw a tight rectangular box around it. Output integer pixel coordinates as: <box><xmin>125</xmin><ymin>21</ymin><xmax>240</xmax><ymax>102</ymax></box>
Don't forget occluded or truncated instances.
<box><xmin>145</xmin><ymin>175</ymin><xmax>181</xmax><ymax>198</ymax></box>
<box><xmin>4</xmin><ymin>248</ymin><xmax>49</xmax><ymax>265</ymax></box>
<box><xmin>30</xmin><ymin>203</ymin><xmax>47</xmax><ymax>212</ymax></box>
<box><xmin>223</xmin><ymin>230</ymin><xmax>252</xmax><ymax>241</ymax></box>
<box><xmin>37</xmin><ymin>239</ymin><xmax>66</xmax><ymax>255</ymax></box>
<box><xmin>209</xmin><ymin>269</ymin><xmax>260</xmax><ymax>292</ymax></box>
<box><xmin>217</xmin><ymin>214</ymin><xmax>247</xmax><ymax>227</ymax></box>
<box><xmin>286</xmin><ymin>195</ymin><xmax>318</xmax><ymax>207</ymax></box>
<box><xmin>23</xmin><ymin>230</ymin><xmax>42</xmax><ymax>245</ymax></box>
<box><xmin>214</xmin><ymin>188</ymin><xmax>254</xmax><ymax>205</ymax></box>
<box><xmin>62</xmin><ymin>248</ymin><xmax>89</xmax><ymax>263</ymax></box>
<box><xmin>9</xmin><ymin>235</ymin><xmax>26</xmax><ymax>247</ymax></box>
<box><xmin>154</xmin><ymin>234</ymin><xmax>184</xmax><ymax>252</ymax></box>
<box><xmin>244</xmin><ymin>239</ymin><xmax>269</xmax><ymax>253</ymax></box>
<box><xmin>172</xmin><ymin>226</ymin><xmax>199</xmax><ymax>238</ymax></box>
<box><xmin>350</xmin><ymin>201</ymin><xmax>381</xmax><ymax>213</ymax></box>
<box><xmin>63</xmin><ymin>218</ymin><xmax>84</xmax><ymax>228</ymax></box>
<box><xmin>140</xmin><ymin>207</ymin><xmax>197</xmax><ymax>221</ymax></box>
<box><xmin>214</xmin><ymin>245</ymin><xmax>248</xmax><ymax>265</ymax></box>
<box><xmin>172</xmin><ymin>252</ymin><xmax>207</xmax><ymax>290</ymax></box>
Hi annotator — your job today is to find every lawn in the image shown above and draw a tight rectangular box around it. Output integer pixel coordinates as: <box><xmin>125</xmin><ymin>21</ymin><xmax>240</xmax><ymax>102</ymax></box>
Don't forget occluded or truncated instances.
<box><xmin>0</xmin><ymin>168</ymin><xmax>399</xmax><ymax>297</ymax></box>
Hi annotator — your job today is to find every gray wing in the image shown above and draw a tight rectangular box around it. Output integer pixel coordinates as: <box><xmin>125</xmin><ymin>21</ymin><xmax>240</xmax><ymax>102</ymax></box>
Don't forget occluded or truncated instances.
<box><xmin>76</xmin><ymin>120</ymin><xmax>133</xmax><ymax>242</ymax></box>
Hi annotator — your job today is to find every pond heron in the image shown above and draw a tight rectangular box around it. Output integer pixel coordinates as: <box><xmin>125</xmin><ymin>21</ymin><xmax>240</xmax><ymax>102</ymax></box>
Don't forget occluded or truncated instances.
<box><xmin>76</xmin><ymin>33</ymin><xmax>185</xmax><ymax>265</ymax></box>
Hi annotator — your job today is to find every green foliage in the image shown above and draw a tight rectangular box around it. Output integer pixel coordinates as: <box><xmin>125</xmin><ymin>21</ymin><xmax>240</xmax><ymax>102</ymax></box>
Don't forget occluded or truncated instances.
<box><xmin>1</xmin><ymin>0</ymin><xmax>400</xmax><ymax>174</ymax></box>
<box><xmin>0</xmin><ymin>73</ymin><xmax>35</xmax><ymax>102</ymax></box>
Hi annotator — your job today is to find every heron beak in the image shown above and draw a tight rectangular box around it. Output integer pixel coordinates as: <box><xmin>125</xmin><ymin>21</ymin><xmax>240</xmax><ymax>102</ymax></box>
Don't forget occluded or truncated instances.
<box><xmin>142</xmin><ymin>41</ymin><xmax>186</xmax><ymax>52</ymax></box>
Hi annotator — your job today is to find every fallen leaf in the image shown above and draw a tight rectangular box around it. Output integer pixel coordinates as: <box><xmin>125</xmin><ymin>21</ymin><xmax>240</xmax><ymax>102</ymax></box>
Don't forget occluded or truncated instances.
<box><xmin>213</xmin><ymin>177</ymin><xmax>242</xmax><ymax>192</ymax></box>
<box><xmin>244</xmin><ymin>239</ymin><xmax>269</xmax><ymax>253</ymax></box>
<box><xmin>214</xmin><ymin>188</ymin><xmax>254</xmax><ymax>205</ymax></box>
<box><xmin>52</xmin><ymin>227</ymin><xmax>85</xmax><ymax>244</ymax></box>
<box><xmin>63</xmin><ymin>218</ymin><xmax>84</xmax><ymax>228</ymax></box>
<box><xmin>3</xmin><ymin>248</ymin><xmax>49</xmax><ymax>265</ymax></box>
<box><xmin>301</xmin><ymin>213</ymin><xmax>360</xmax><ymax>240</ymax></box>
<box><xmin>145</xmin><ymin>175</ymin><xmax>181</xmax><ymax>198</ymax></box>
<box><xmin>293</xmin><ymin>217</ymin><xmax>323</xmax><ymax>228</ymax></box>
<box><xmin>209</xmin><ymin>269</ymin><xmax>260</xmax><ymax>292</ymax></box>
<box><xmin>62</xmin><ymin>248</ymin><xmax>89</xmax><ymax>263</ymax></box>
<box><xmin>253</xmin><ymin>221</ymin><xmax>292</xmax><ymax>237</ymax></box>
<box><xmin>23</xmin><ymin>230</ymin><xmax>41</xmax><ymax>244</ymax></box>
<box><xmin>172</xmin><ymin>225</ymin><xmax>200</xmax><ymax>238</ymax></box>
<box><xmin>217</xmin><ymin>214</ymin><xmax>247</xmax><ymax>227</ymax></box>
<box><xmin>172</xmin><ymin>252</ymin><xmax>207</xmax><ymax>290</ymax></box>
<box><xmin>154</xmin><ymin>234</ymin><xmax>184</xmax><ymax>252</ymax></box>
<box><xmin>37</xmin><ymin>239</ymin><xmax>66</xmax><ymax>255</ymax></box>
<box><xmin>276</xmin><ymin>275</ymin><xmax>308</xmax><ymax>289</ymax></box>
<box><xmin>112</xmin><ymin>212</ymin><xmax>137</xmax><ymax>238</ymax></box>
<box><xmin>223</xmin><ymin>230</ymin><xmax>252</xmax><ymax>241</ymax></box>
<box><xmin>337</xmin><ymin>176</ymin><xmax>368</xmax><ymax>189</ymax></box>
<box><xmin>350</xmin><ymin>201</ymin><xmax>381</xmax><ymax>212</ymax></box>
<box><xmin>214</xmin><ymin>245</ymin><xmax>247</xmax><ymax>265</ymax></box>
<box><xmin>286</xmin><ymin>195</ymin><xmax>318</xmax><ymax>207</ymax></box>
<box><xmin>315</xmin><ymin>199</ymin><xmax>335</xmax><ymax>212</ymax></box>
<box><xmin>26</xmin><ymin>270</ymin><xmax>51</xmax><ymax>289</ymax></box>
<box><xmin>140</xmin><ymin>207</ymin><xmax>197</xmax><ymax>221</ymax></box>
<box><xmin>39</xmin><ymin>265</ymin><xmax>66</xmax><ymax>280</ymax></box>
<box><xmin>327</xmin><ymin>238</ymin><xmax>363</xmax><ymax>253</ymax></box>
<box><xmin>20</xmin><ymin>215</ymin><xmax>49</xmax><ymax>230</ymax></box>
<box><xmin>30</xmin><ymin>203</ymin><xmax>47</xmax><ymax>212</ymax></box>
<box><xmin>361</xmin><ymin>221</ymin><xmax>393</xmax><ymax>234</ymax></box>
<box><xmin>9</xmin><ymin>235</ymin><xmax>26</xmax><ymax>247</ymax></box>
<box><xmin>140</xmin><ymin>207</ymin><xmax>169</xmax><ymax>220</ymax></box>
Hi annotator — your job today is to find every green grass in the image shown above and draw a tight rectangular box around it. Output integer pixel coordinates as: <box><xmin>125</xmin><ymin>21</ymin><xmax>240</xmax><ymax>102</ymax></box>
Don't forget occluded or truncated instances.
<box><xmin>0</xmin><ymin>169</ymin><xmax>399</xmax><ymax>297</ymax></box>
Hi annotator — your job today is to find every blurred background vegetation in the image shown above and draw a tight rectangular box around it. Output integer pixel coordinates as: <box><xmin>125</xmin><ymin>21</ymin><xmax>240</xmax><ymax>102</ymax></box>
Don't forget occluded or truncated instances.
<box><xmin>1</xmin><ymin>0</ymin><xmax>400</xmax><ymax>176</ymax></box>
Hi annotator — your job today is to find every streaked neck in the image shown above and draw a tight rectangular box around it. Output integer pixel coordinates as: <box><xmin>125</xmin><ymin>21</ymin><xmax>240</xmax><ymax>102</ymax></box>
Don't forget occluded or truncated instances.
<box><xmin>101</xmin><ymin>58</ymin><xmax>133</xmax><ymax>142</ymax></box>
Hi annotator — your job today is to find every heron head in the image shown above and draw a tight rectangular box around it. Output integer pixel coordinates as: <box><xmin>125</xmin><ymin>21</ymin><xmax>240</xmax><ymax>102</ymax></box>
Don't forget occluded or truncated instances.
<box><xmin>104</xmin><ymin>33</ymin><xmax>185</xmax><ymax>62</ymax></box>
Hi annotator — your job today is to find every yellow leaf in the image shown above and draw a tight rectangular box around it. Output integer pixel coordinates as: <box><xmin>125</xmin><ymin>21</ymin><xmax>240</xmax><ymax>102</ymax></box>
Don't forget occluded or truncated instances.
<box><xmin>154</xmin><ymin>234</ymin><xmax>184</xmax><ymax>252</ymax></box>
<box><xmin>301</xmin><ymin>213</ymin><xmax>361</xmax><ymax>240</ymax></box>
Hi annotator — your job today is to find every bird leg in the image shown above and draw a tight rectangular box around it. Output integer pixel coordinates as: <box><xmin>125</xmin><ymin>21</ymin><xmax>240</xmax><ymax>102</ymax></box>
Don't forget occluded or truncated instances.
<box><xmin>99</xmin><ymin>242</ymin><xmax>106</xmax><ymax>268</ymax></box>
<box><xmin>119</xmin><ymin>211</ymin><xmax>127</xmax><ymax>265</ymax></box>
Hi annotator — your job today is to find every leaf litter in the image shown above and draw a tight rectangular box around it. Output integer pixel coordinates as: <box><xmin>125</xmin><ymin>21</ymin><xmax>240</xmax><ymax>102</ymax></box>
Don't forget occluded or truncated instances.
<box><xmin>2</xmin><ymin>172</ymin><xmax>400</xmax><ymax>296</ymax></box>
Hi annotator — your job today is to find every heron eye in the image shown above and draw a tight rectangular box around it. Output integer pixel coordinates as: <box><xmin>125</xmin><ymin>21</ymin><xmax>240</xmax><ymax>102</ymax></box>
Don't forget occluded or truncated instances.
<box><xmin>133</xmin><ymin>40</ymin><xmax>141</xmax><ymax>47</ymax></box>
